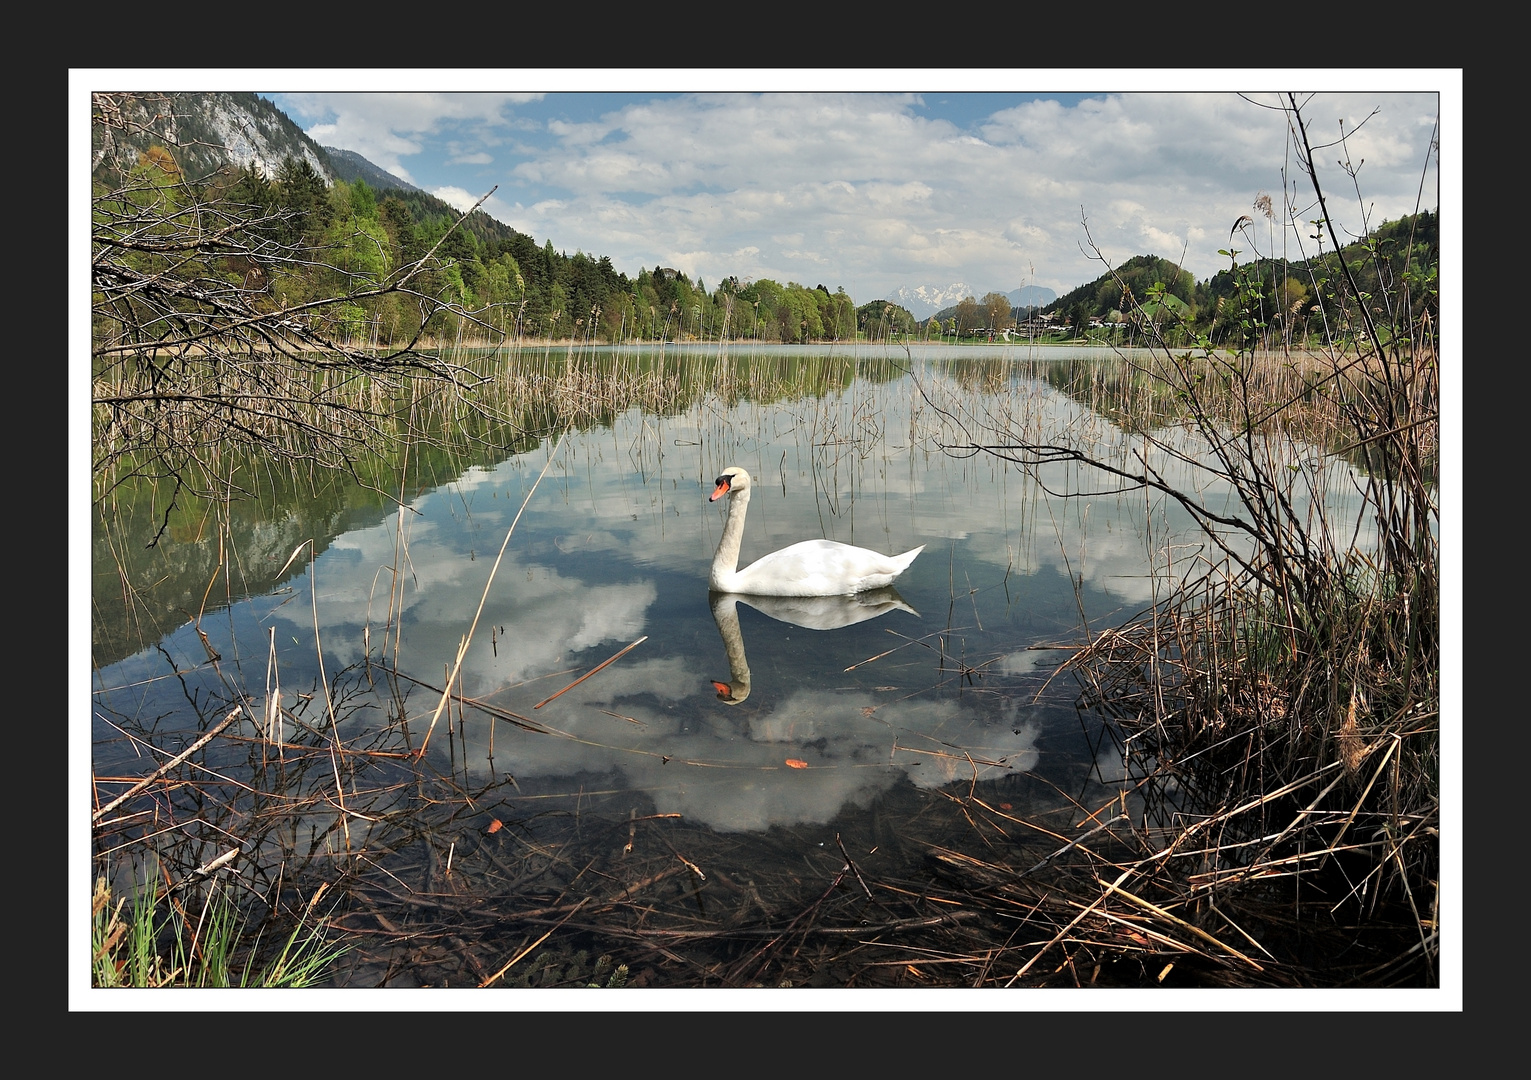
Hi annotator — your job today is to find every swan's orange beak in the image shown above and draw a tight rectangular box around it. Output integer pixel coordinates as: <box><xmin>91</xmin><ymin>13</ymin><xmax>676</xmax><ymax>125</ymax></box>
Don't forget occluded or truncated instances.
<box><xmin>711</xmin><ymin>680</ymin><xmax>731</xmax><ymax>695</ymax></box>
<box><xmin>709</xmin><ymin>477</ymin><xmax>731</xmax><ymax>502</ymax></box>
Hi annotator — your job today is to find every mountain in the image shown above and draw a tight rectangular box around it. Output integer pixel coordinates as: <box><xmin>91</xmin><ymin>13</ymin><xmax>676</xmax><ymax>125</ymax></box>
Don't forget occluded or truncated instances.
<box><xmin>324</xmin><ymin>146</ymin><xmax>423</xmax><ymax>194</ymax></box>
<box><xmin>91</xmin><ymin>91</ymin><xmax>332</xmax><ymax>183</ymax></box>
<box><xmin>92</xmin><ymin>92</ymin><xmax>1073</xmax><ymax>319</ymax></box>
<box><xmin>892</xmin><ymin>282</ymin><xmax>1058</xmax><ymax>321</ymax></box>
<box><xmin>887</xmin><ymin>283</ymin><xmax>973</xmax><ymax>321</ymax></box>
<box><xmin>90</xmin><ymin>92</ymin><xmax>424</xmax><ymax>196</ymax></box>
<box><xmin>1006</xmin><ymin>285</ymin><xmax>1057</xmax><ymax>311</ymax></box>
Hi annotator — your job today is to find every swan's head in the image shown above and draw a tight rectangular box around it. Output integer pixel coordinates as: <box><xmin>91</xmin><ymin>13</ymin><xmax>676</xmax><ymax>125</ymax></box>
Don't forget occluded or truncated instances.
<box><xmin>709</xmin><ymin>466</ymin><xmax>752</xmax><ymax>502</ymax></box>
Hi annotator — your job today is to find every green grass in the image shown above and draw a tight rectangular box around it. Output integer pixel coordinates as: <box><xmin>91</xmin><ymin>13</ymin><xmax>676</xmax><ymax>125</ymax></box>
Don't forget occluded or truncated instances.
<box><xmin>92</xmin><ymin>871</ymin><xmax>349</xmax><ymax>989</ymax></box>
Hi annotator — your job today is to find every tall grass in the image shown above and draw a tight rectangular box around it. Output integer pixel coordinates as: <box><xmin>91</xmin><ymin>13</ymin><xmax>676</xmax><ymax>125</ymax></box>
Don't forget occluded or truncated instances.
<box><xmin>92</xmin><ymin>867</ymin><xmax>347</xmax><ymax>989</ymax></box>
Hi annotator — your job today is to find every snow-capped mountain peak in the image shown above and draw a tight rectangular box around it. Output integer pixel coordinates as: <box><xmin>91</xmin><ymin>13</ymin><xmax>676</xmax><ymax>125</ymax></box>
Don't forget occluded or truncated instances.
<box><xmin>887</xmin><ymin>282</ymin><xmax>1058</xmax><ymax>321</ymax></box>
<box><xmin>888</xmin><ymin>283</ymin><xmax>973</xmax><ymax>320</ymax></box>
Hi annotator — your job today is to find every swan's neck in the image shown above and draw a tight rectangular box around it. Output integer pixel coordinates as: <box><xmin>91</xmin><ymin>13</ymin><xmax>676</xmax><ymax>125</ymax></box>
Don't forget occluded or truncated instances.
<box><xmin>710</xmin><ymin>486</ymin><xmax>750</xmax><ymax>591</ymax></box>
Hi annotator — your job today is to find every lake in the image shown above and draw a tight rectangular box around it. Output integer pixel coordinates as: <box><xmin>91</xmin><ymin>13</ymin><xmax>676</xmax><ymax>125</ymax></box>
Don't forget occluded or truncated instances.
<box><xmin>88</xmin><ymin>343</ymin><xmax>1380</xmax><ymax>992</ymax></box>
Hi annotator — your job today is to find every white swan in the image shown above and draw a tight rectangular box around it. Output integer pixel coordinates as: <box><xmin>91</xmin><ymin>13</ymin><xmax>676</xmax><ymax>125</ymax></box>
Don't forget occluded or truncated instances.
<box><xmin>707</xmin><ymin>467</ymin><xmax>924</xmax><ymax>596</ymax></box>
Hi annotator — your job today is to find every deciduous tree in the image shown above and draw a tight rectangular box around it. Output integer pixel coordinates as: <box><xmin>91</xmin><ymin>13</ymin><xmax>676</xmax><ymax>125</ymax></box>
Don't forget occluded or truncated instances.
<box><xmin>981</xmin><ymin>291</ymin><xmax>1013</xmax><ymax>333</ymax></box>
<box><xmin>91</xmin><ymin>92</ymin><xmax>498</xmax><ymax>520</ymax></box>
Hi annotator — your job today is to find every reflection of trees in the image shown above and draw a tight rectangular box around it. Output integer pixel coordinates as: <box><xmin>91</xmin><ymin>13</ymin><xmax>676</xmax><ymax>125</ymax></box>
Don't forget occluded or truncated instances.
<box><xmin>93</xmin><ymin>346</ymin><xmax>920</xmax><ymax>668</ymax></box>
<box><xmin>941</xmin><ymin>355</ymin><xmax>1014</xmax><ymax>394</ymax></box>
<box><xmin>92</xmin><ymin>472</ymin><xmax>365</xmax><ymax>668</ymax></box>
<box><xmin>89</xmin><ymin>400</ymin><xmax>540</xmax><ymax>668</ymax></box>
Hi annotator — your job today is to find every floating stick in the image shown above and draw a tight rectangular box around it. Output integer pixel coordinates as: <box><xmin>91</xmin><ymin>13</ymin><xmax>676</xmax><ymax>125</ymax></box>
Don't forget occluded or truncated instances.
<box><xmin>533</xmin><ymin>636</ymin><xmax>648</xmax><ymax>709</ymax></box>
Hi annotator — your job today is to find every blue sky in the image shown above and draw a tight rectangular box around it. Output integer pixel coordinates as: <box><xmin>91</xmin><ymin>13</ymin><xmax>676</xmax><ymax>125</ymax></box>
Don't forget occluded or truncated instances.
<box><xmin>241</xmin><ymin>72</ymin><xmax>1454</xmax><ymax>306</ymax></box>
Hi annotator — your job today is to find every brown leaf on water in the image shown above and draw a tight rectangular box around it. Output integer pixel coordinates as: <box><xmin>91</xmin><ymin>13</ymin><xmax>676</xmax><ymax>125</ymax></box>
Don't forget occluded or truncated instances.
<box><xmin>785</xmin><ymin>759</ymin><xmax>809</xmax><ymax>769</ymax></box>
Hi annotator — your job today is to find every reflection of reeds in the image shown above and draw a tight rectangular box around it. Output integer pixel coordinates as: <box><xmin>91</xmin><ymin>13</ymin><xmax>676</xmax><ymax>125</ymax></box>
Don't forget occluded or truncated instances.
<box><xmin>1039</xmin><ymin>349</ymin><xmax>1438</xmax><ymax>472</ymax></box>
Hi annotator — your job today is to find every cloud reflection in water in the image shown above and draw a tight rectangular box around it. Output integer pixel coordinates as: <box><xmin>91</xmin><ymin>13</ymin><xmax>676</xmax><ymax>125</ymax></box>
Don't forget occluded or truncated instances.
<box><xmin>452</xmin><ymin>582</ymin><xmax>1039</xmax><ymax>833</ymax></box>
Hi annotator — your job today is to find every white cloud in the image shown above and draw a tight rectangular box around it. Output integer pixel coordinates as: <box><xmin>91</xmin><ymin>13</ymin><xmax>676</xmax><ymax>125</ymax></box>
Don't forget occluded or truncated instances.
<box><xmin>432</xmin><ymin>186</ymin><xmax>485</xmax><ymax>213</ymax></box>
<box><xmin>256</xmin><ymin>77</ymin><xmax>1447</xmax><ymax>303</ymax></box>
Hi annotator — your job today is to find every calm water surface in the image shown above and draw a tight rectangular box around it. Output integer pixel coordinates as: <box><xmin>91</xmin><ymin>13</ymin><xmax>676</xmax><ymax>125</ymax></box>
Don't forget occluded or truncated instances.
<box><xmin>87</xmin><ymin>344</ymin><xmax>1375</xmax><ymax>988</ymax></box>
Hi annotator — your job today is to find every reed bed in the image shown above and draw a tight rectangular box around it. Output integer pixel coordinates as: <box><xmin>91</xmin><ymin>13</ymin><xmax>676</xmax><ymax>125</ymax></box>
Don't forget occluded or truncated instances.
<box><xmin>92</xmin><ymin>345</ymin><xmax>911</xmax><ymax>504</ymax></box>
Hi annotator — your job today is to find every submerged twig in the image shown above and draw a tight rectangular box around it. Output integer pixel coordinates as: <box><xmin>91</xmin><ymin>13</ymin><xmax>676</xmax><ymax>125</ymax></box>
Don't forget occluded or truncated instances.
<box><xmin>92</xmin><ymin>705</ymin><xmax>243</xmax><ymax>823</ymax></box>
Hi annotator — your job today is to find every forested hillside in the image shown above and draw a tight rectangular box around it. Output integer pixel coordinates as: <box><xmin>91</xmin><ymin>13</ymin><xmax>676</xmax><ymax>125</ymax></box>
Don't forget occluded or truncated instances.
<box><xmin>89</xmin><ymin>91</ymin><xmax>1438</xmax><ymax>351</ymax></box>
<box><xmin>1030</xmin><ymin>213</ymin><xmax>1439</xmax><ymax>349</ymax></box>
<box><xmin>103</xmin><ymin>159</ymin><xmax>863</xmax><ymax>346</ymax></box>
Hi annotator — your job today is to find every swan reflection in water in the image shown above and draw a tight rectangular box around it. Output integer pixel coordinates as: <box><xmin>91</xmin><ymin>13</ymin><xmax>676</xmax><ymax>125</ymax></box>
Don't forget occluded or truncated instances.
<box><xmin>708</xmin><ymin>587</ymin><xmax>917</xmax><ymax>704</ymax></box>
<box><xmin>457</xmin><ymin>586</ymin><xmax>1037</xmax><ymax>832</ymax></box>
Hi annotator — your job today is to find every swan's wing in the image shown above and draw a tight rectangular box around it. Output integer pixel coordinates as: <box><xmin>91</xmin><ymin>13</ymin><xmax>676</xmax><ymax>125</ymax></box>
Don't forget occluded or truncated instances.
<box><xmin>734</xmin><ymin>539</ymin><xmax>921</xmax><ymax>597</ymax></box>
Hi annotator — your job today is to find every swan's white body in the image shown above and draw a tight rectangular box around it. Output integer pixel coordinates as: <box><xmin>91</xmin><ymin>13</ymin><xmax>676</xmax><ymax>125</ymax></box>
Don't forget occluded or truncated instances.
<box><xmin>708</xmin><ymin>467</ymin><xmax>923</xmax><ymax>597</ymax></box>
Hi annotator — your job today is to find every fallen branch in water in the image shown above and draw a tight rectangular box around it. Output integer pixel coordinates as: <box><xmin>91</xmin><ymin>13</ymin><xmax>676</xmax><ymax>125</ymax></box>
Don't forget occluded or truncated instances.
<box><xmin>534</xmin><ymin>636</ymin><xmax>649</xmax><ymax>709</ymax></box>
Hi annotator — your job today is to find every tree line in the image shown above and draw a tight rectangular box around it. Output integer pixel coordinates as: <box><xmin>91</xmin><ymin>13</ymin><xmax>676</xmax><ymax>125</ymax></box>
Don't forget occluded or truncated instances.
<box><xmin>94</xmin><ymin>123</ymin><xmax>1438</xmax><ymax>355</ymax></box>
<box><xmin>925</xmin><ymin>211</ymin><xmax>1438</xmax><ymax>353</ymax></box>
<box><xmin>115</xmin><ymin>151</ymin><xmax>878</xmax><ymax>349</ymax></box>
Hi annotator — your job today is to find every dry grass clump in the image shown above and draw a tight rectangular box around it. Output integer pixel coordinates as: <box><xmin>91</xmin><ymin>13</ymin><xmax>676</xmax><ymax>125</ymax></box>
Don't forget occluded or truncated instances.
<box><xmin>1051</xmin><ymin>583</ymin><xmax>1439</xmax><ymax>987</ymax></box>
<box><xmin>1075</xmin><ymin>311</ymin><xmax>1437</xmax><ymax>975</ymax></box>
